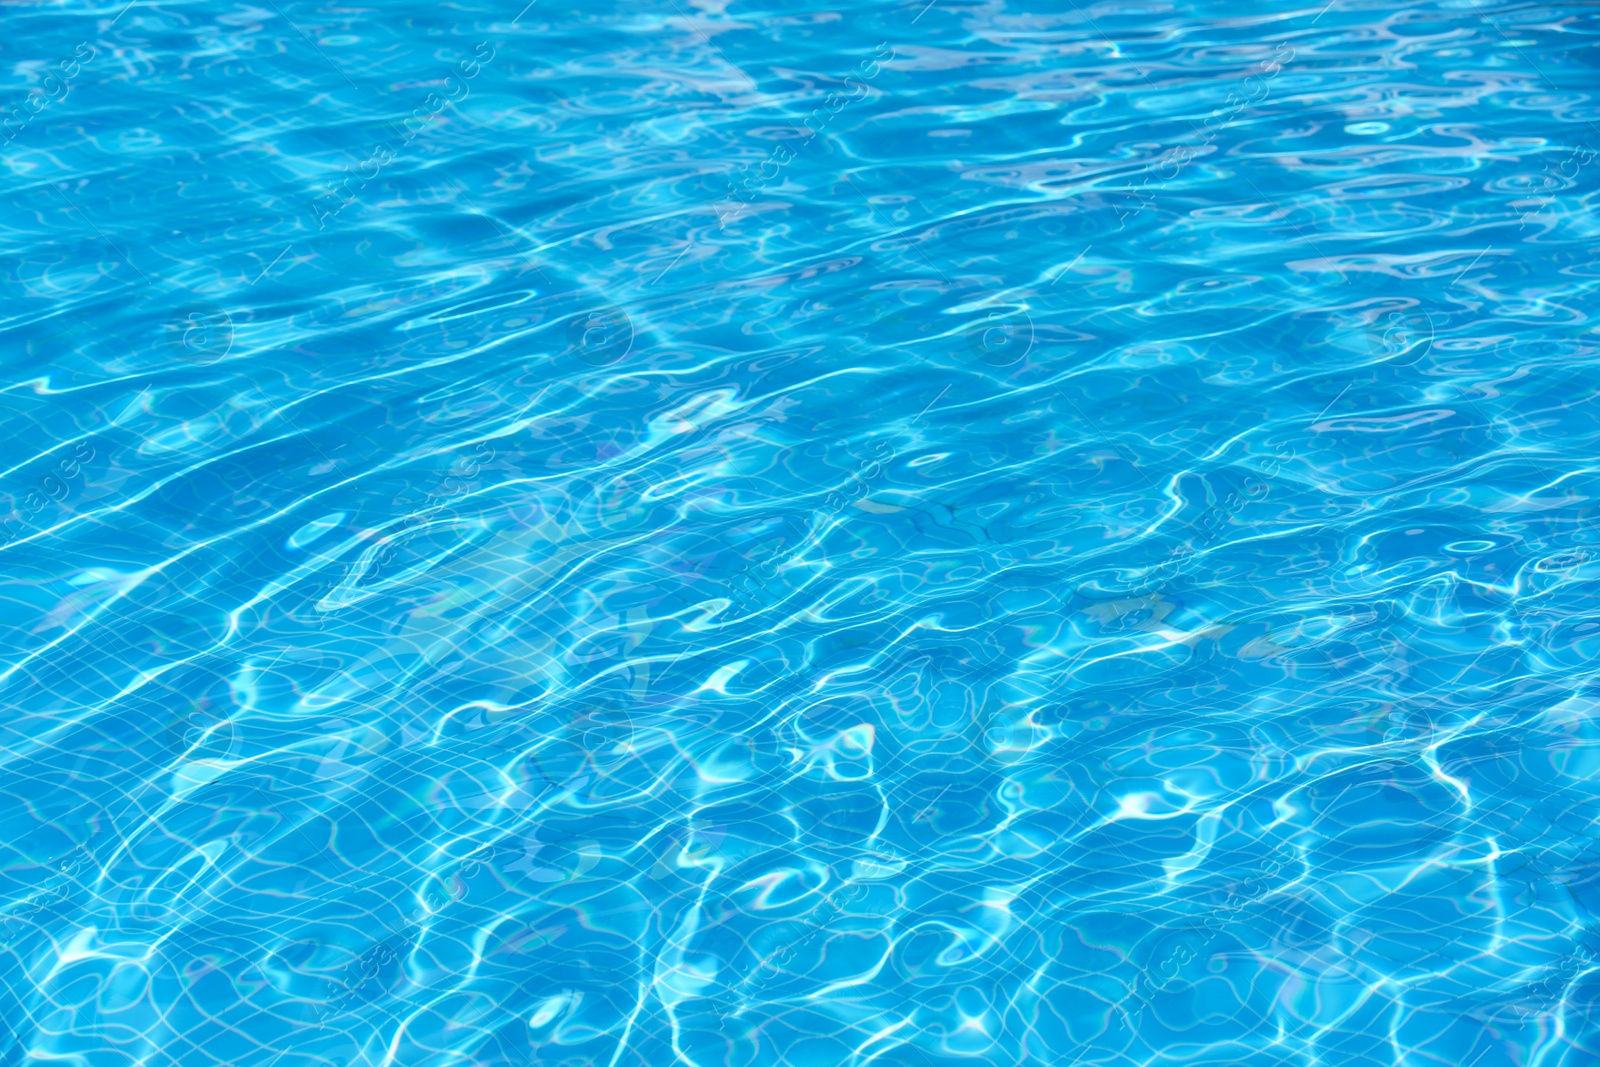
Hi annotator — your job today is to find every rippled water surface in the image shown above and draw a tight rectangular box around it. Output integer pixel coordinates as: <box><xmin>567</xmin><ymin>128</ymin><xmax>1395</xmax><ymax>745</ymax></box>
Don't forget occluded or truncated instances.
<box><xmin>5</xmin><ymin>0</ymin><xmax>1600</xmax><ymax>1064</ymax></box>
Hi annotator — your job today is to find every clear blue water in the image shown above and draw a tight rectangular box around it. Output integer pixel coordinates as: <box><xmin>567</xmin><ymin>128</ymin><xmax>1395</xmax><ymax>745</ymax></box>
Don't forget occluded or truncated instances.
<box><xmin>4</xmin><ymin>0</ymin><xmax>1600</xmax><ymax>1064</ymax></box>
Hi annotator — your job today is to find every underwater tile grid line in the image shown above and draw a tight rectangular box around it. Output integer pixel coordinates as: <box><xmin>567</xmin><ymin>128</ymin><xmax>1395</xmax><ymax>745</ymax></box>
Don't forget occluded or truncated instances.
<box><xmin>5</xmin><ymin>0</ymin><xmax>1600</xmax><ymax>1064</ymax></box>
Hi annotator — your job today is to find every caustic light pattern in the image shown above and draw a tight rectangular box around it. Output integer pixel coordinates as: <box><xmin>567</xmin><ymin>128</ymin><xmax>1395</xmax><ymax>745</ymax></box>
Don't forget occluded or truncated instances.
<box><xmin>2</xmin><ymin>1</ymin><xmax>1600</xmax><ymax>1066</ymax></box>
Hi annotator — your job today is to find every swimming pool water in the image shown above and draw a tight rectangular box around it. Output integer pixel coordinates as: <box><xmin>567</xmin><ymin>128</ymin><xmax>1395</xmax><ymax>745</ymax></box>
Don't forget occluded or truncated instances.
<box><xmin>4</xmin><ymin>1</ymin><xmax>1600</xmax><ymax>1065</ymax></box>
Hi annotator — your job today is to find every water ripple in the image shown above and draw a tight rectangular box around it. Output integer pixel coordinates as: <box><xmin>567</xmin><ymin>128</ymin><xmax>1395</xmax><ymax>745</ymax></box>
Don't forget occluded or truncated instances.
<box><xmin>4</xmin><ymin>0</ymin><xmax>1600</xmax><ymax>1065</ymax></box>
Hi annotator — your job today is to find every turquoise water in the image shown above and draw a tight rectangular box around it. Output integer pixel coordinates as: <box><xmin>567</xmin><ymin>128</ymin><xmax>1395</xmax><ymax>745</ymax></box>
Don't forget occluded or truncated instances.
<box><xmin>4</xmin><ymin>0</ymin><xmax>1600</xmax><ymax>1064</ymax></box>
